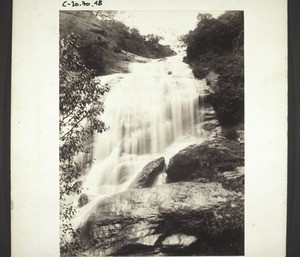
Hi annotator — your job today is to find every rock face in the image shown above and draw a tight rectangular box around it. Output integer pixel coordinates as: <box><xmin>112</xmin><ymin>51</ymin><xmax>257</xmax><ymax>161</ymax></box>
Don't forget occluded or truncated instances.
<box><xmin>202</xmin><ymin>119</ymin><xmax>219</xmax><ymax>131</ymax></box>
<box><xmin>80</xmin><ymin>182</ymin><xmax>244</xmax><ymax>256</ymax></box>
<box><xmin>130</xmin><ymin>157</ymin><xmax>166</xmax><ymax>189</ymax></box>
<box><xmin>166</xmin><ymin>138</ymin><xmax>244</xmax><ymax>184</ymax></box>
<box><xmin>202</xmin><ymin>107</ymin><xmax>216</xmax><ymax>122</ymax></box>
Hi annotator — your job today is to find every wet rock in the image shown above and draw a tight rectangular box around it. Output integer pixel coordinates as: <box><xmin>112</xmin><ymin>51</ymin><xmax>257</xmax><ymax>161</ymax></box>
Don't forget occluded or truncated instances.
<box><xmin>80</xmin><ymin>182</ymin><xmax>244</xmax><ymax>256</ymax></box>
<box><xmin>109</xmin><ymin>244</ymin><xmax>159</xmax><ymax>256</ymax></box>
<box><xmin>237</xmin><ymin>128</ymin><xmax>244</xmax><ymax>145</ymax></box>
<box><xmin>201</xmin><ymin>93</ymin><xmax>214</xmax><ymax>106</ymax></box>
<box><xmin>217</xmin><ymin>166</ymin><xmax>245</xmax><ymax>193</ymax></box>
<box><xmin>130</xmin><ymin>157</ymin><xmax>165</xmax><ymax>189</ymax></box>
<box><xmin>117</xmin><ymin>164</ymin><xmax>131</xmax><ymax>184</ymax></box>
<box><xmin>202</xmin><ymin>113</ymin><xmax>216</xmax><ymax>123</ymax></box>
<box><xmin>203</xmin><ymin>115</ymin><xmax>216</xmax><ymax>122</ymax></box>
<box><xmin>222</xmin><ymin>167</ymin><xmax>244</xmax><ymax>180</ymax></box>
<box><xmin>201</xmin><ymin>107</ymin><xmax>217</xmax><ymax>123</ymax></box>
<box><xmin>78</xmin><ymin>193</ymin><xmax>89</xmax><ymax>207</ymax></box>
<box><xmin>166</xmin><ymin>138</ymin><xmax>244</xmax><ymax>183</ymax></box>
<box><xmin>162</xmin><ymin>234</ymin><xmax>197</xmax><ymax>247</ymax></box>
<box><xmin>137</xmin><ymin>234</ymin><xmax>162</xmax><ymax>246</ymax></box>
<box><xmin>202</xmin><ymin>120</ymin><xmax>219</xmax><ymax>131</ymax></box>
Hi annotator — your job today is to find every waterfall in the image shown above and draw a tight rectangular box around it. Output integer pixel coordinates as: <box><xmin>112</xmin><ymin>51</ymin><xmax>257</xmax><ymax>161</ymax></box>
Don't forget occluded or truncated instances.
<box><xmin>74</xmin><ymin>53</ymin><xmax>206</xmax><ymax>228</ymax></box>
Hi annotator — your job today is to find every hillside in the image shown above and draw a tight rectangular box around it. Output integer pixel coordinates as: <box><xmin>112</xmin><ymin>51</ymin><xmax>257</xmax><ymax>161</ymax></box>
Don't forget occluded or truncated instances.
<box><xmin>60</xmin><ymin>11</ymin><xmax>176</xmax><ymax>75</ymax></box>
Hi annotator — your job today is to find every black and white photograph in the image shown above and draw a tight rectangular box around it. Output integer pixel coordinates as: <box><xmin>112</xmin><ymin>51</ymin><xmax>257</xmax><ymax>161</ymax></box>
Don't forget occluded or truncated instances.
<box><xmin>59</xmin><ymin>10</ymin><xmax>244</xmax><ymax>256</ymax></box>
<box><xmin>10</xmin><ymin>0</ymin><xmax>288</xmax><ymax>255</ymax></box>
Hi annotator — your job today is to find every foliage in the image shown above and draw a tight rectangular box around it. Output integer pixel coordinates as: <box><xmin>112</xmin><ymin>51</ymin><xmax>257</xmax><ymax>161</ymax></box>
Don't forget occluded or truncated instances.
<box><xmin>183</xmin><ymin>11</ymin><xmax>244</xmax><ymax>126</ymax></box>
<box><xmin>59</xmin><ymin>33</ymin><xmax>109</xmax><ymax>161</ymax></box>
<box><xmin>94</xmin><ymin>10</ymin><xmax>119</xmax><ymax>21</ymax></box>
<box><xmin>183</xmin><ymin>11</ymin><xmax>243</xmax><ymax>62</ymax></box>
<box><xmin>60</xmin><ymin>11</ymin><xmax>176</xmax><ymax>75</ymax></box>
<box><xmin>145</xmin><ymin>34</ymin><xmax>164</xmax><ymax>45</ymax></box>
<box><xmin>197</xmin><ymin>13</ymin><xmax>213</xmax><ymax>21</ymax></box>
<box><xmin>59</xmin><ymin>33</ymin><xmax>109</xmax><ymax>255</ymax></box>
<box><xmin>211</xmin><ymin>78</ymin><xmax>244</xmax><ymax>126</ymax></box>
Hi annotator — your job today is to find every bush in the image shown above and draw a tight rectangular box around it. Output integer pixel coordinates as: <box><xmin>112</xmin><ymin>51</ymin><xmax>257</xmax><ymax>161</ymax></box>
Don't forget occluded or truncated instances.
<box><xmin>211</xmin><ymin>80</ymin><xmax>244</xmax><ymax>126</ymax></box>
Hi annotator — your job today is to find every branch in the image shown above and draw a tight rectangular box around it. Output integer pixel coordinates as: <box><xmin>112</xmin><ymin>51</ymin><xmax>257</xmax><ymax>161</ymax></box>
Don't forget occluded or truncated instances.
<box><xmin>60</xmin><ymin>114</ymin><xmax>87</xmax><ymax>141</ymax></box>
<box><xmin>62</xmin><ymin>101</ymin><xmax>87</xmax><ymax>123</ymax></box>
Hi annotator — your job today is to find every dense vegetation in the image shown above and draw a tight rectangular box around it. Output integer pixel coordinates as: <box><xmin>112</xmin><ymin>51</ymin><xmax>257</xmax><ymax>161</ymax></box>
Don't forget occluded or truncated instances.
<box><xmin>60</xmin><ymin>11</ymin><xmax>176</xmax><ymax>75</ymax></box>
<box><xmin>182</xmin><ymin>11</ymin><xmax>244</xmax><ymax>126</ymax></box>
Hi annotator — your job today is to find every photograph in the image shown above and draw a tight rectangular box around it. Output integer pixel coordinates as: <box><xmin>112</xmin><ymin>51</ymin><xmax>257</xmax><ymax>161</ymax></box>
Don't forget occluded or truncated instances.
<box><xmin>59</xmin><ymin>10</ymin><xmax>244</xmax><ymax>256</ymax></box>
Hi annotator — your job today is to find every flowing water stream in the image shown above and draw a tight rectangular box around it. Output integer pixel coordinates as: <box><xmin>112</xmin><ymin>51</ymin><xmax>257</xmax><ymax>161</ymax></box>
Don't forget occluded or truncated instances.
<box><xmin>73</xmin><ymin>51</ymin><xmax>206</xmax><ymax>228</ymax></box>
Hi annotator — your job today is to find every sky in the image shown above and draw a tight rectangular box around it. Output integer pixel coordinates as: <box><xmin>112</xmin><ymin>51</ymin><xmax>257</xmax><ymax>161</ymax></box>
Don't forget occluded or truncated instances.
<box><xmin>116</xmin><ymin>11</ymin><xmax>225</xmax><ymax>46</ymax></box>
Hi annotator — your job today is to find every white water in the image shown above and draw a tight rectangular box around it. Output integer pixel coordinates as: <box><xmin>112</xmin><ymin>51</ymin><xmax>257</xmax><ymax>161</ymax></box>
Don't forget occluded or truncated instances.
<box><xmin>74</xmin><ymin>52</ymin><xmax>206</xmax><ymax>228</ymax></box>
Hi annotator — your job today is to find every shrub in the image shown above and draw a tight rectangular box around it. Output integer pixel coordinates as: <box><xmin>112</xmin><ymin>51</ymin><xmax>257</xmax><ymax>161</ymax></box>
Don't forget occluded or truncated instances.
<box><xmin>211</xmin><ymin>80</ymin><xmax>244</xmax><ymax>126</ymax></box>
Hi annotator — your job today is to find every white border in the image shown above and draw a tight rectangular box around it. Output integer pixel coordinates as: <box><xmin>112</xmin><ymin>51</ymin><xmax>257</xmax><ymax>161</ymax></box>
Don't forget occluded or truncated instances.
<box><xmin>11</xmin><ymin>0</ymin><xmax>287</xmax><ymax>256</ymax></box>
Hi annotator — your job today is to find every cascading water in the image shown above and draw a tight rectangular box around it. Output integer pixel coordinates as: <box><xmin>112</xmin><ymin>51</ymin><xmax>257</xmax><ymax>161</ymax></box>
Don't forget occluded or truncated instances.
<box><xmin>74</xmin><ymin>51</ymin><xmax>206</xmax><ymax>228</ymax></box>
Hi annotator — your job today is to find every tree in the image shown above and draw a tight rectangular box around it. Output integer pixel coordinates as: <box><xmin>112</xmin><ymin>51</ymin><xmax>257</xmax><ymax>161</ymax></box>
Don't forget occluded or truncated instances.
<box><xmin>59</xmin><ymin>33</ymin><xmax>109</xmax><ymax>255</ymax></box>
<box><xmin>146</xmin><ymin>33</ymin><xmax>164</xmax><ymax>45</ymax></box>
<box><xmin>197</xmin><ymin>13</ymin><xmax>213</xmax><ymax>21</ymax></box>
<box><xmin>129</xmin><ymin>27</ymin><xmax>144</xmax><ymax>41</ymax></box>
<box><xmin>94</xmin><ymin>10</ymin><xmax>119</xmax><ymax>21</ymax></box>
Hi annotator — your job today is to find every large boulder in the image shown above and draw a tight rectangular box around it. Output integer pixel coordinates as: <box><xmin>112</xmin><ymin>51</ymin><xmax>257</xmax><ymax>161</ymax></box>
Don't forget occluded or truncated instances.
<box><xmin>130</xmin><ymin>157</ymin><xmax>165</xmax><ymax>189</ymax></box>
<box><xmin>80</xmin><ymin>182</ymin><xmax>244</xmax><ymax>256</ymax></box>
<box><xmin>166</xmin><ymin>138</ymin><xmax>244</xmax><ymax>184</ymax></box>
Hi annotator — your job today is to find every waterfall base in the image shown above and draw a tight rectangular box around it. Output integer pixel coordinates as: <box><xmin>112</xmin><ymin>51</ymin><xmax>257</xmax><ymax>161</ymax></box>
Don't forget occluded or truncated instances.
<box><xmin>80</xmin><ymin>182</ymin><xmax>244</xmax><ymax>256</ymax></box>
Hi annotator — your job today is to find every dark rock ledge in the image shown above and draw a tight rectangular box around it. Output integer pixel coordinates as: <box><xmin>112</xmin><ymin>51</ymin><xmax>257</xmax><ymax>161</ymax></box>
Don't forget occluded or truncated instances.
<box><xmin>80</xmin><ymin>181</ymin><xmax>244</xmax><ymax>256</ymax></box>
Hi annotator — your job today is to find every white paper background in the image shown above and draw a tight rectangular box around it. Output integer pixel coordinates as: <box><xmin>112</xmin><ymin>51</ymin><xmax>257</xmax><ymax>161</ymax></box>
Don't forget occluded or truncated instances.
<box><xmin>11</xmin><ymin>0</ymin><xmax>287</xmax><ymax>256</ymax></box>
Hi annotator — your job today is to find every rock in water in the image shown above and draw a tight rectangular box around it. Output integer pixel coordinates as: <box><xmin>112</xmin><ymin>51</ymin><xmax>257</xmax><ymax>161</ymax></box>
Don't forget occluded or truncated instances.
<box><xmin>166</xmin><ymin>138</ymin><xmax>244</xmax><ymax>183</ymax></box>
<box><xmin>80</xmin><ymin>182</ymin><xmax>244</xmax><ymax>256</ymax></box>
<box><xmin>78</xmin><ymin>193</ymin><xmax>89</xmax><ymax>207</ymax></box>
<box><xmin>130</xmin><ymin>157</ymin><xmax>165</xmax><ymax>188</ymax></box>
